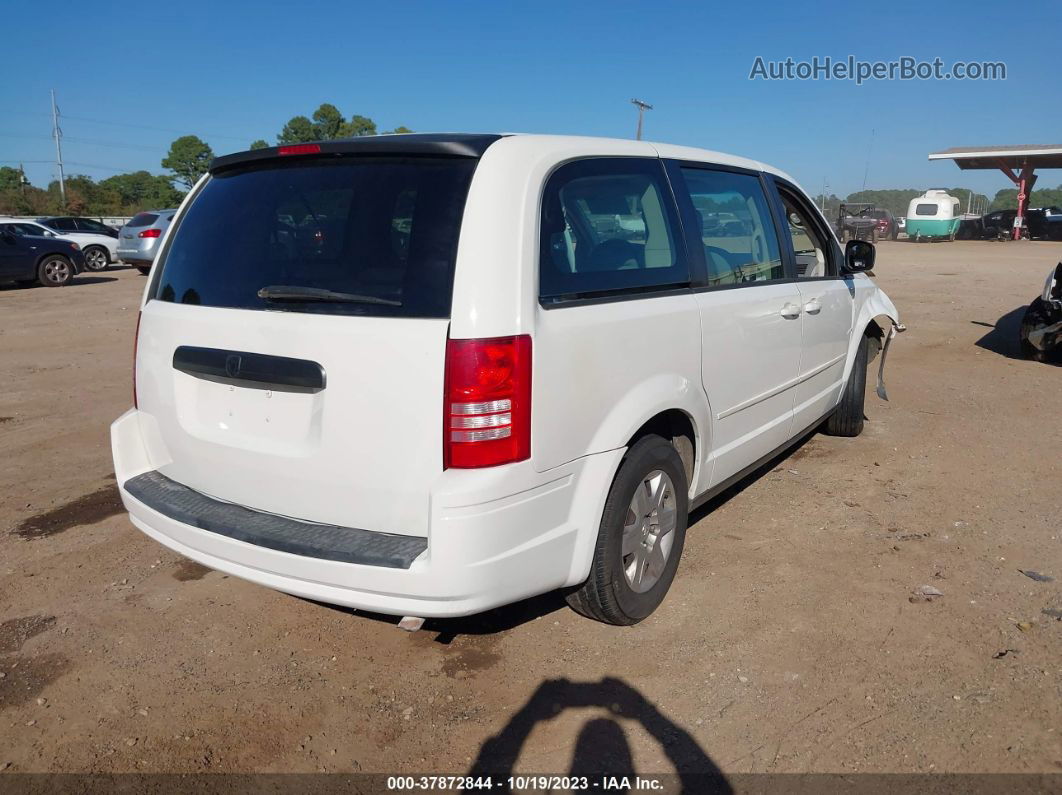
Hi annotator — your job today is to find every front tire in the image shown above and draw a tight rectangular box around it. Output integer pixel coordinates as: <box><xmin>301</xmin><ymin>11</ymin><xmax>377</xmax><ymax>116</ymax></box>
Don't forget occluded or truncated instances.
<box><xmin>83</xmin><ymin>246</ymin><xmax>109</xmax><ymax>271</ymax></box>
<box><xmin>37</xmin><ymin>255</ymin><xmax>74</xmax><ymax>287</ymax></box>
<box><xmin>824</xmin><ymin>334</ymin><xmax>869</xmax><ymax>437</ymax></box>
<box><xmin>567</xmin><ymin>435</ymin><xmax>689</xmax><ymax>625</ymax></box>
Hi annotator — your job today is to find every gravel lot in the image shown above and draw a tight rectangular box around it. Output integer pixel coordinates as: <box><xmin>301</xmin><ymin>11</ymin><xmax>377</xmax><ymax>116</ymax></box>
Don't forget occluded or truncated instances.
<box><xmin>1</xmin><ymin>242</ymin><xmax>1059</xmax><ymax>777</ymax></box>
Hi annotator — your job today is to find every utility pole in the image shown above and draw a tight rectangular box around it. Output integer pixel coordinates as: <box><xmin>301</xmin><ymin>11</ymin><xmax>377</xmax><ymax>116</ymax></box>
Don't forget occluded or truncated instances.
<box><xmin>630</xmin><ymin>98</ymin><xmax>653</xmax><ymax>141</ymax></box>
<box><xmin>821</xmin><ymin>179</ymin><xmax>829</xmax><ymax>211</ymax></box>
<box><xmin>51</xmin><ymin>89</ymin><xmax>66</xmax><ymax>207</ymax></box>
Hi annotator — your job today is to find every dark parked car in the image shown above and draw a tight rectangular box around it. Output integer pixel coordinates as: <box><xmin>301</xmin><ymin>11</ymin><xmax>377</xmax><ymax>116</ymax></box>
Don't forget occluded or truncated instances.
<box><xmin>856</xmin><ymin>208</ymin><xmax>899</xmax><ymax>240</ymax></box>
<box><xmin>979</xmin><ymin>207</ymin><xmax>1062</xmax><ymax>241</ymax></box>
<box><xmin>981</xmin><ymin>209</ymin><xmax>1018</xmax><ymax>240</ymax></box>
<box><xmin>1025</xmin><ymin>207</ymin><xmax>1062</xmax><ymax>240</ymax></box>
<box><xmin>0</xmin><ymin>223</ymin><xmax>86</xmax><ymax>286</ymax></box>
<box><xmin>38</xmin><ymin>216</ymin><xmax>119</xmax><ymax>237</ymax></box>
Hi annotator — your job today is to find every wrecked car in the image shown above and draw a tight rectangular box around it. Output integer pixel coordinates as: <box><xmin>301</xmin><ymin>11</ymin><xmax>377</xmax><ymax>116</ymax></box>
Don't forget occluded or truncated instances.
<box><xmin>1019</xmin><ymin>262</ymin><xmax>1062</xmax><ymax>362</ymax></box>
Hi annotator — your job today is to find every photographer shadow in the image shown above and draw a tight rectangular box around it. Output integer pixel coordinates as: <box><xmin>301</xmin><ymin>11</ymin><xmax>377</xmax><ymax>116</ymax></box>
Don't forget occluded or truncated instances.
<box><xmin>467</xmin><ymin>677</ymin><xmax>731</xmax><ymax>794</ymax></box>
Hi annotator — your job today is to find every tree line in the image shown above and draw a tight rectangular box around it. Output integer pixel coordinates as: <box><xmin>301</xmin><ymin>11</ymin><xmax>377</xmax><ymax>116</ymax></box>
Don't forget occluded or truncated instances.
<box><xmin>0</xmin><ymin>103</ymin><xmax>411</xmax><ymax>217</ymax></box>
<box><xmin>5</xmin><ymin>104</ymin><xmax>1060</xmax><ymax>220</ymax></box>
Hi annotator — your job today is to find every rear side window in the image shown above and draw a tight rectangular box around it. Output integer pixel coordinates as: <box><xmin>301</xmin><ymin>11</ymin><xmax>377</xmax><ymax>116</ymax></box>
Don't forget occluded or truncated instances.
<box><xmin>915</xmin><ymin>203</ymin><xmax>938</xmax><ymax>216</ymax></box>
<box><xmin>127</xmin><ymin>213</ymin><xmax>159</xmax><ymax>227</ymax></box>
<box><xmin>539</xmin><ymin>158</ymin><xmax>687</xmax><ymax>300</ymax></box>
<box><xmin>152</xmin><ymin>157</ymin><xmax>476</xmax><ymax>317</ymax></box>
<box><xmin>679</xmin><ymin>167</ymin><xmax>783</xmax><ymax>286</ymax></box>
<box><xmin>75</xmin><ymin>218</ymin><xmax>110</xmax><ymax>232</ymax></box>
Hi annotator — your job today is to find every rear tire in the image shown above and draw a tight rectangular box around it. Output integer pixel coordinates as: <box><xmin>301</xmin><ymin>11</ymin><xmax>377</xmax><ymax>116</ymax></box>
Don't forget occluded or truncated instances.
<box><xmin>566</xmin><ymin>435</ymin><xmax>689</xmax><ymax>625</ymax></box>
<box><xmin>37</xmin><ymin>255</ymin><xmax>73</xmax><ymax>287</ymax></box>
<box><xmin>824</xmin><ymin>334</ymin><xmax>869</xmax><ymax>437</ymax></box>
<box><xmin>83</xmin><ymin>246</ymin><xmax>110</xmax><ymax>271</ymax></box>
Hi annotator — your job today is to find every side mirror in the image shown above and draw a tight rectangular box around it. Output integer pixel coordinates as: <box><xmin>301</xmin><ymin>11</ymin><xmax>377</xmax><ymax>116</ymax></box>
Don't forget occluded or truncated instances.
<box><xmin>843</xmin><ymin>239</ymin><xmax>875</xmax><ymax>273</ymax></box>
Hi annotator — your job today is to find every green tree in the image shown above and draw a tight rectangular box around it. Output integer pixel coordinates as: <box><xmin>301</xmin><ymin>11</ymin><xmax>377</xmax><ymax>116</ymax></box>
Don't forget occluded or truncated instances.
<box><xmin>311</xmin><ymin>103</ymin><xmax>346</xmax><ymax>140</ymax></box>
<box><xmin>990</xmin><ymin>184</ymin><xmax>1062</xmax><ymax>211</ymax></box>
<box><xmin>0</xmin><ymin>166</ymin><xmax>25</xmax><ymax>192</ymax></box>
<box><xmin>162</xmin><ymin>135</ymin><xmax>214</xmax><ymax>189</ymax></box>
<box><xmin>99</xmin><ymin>171</ymin><xmax>184</xmax><ymax>212</ymax></box>
<box><xmin>341</xmin><ymin>114</ymin><xmax>377</xmax><ymax>137</ymax></box>
<box><xmin>382</xmin><ymin>125</ymin><xmax>414</xmax><ymax>135</ymax></box>
<box><xmin>278</xmin><ymin>115</ymin><xmax>317</xmax><ymax>144</ymax></box>
<box><xmin>249</xmin><ymin>139</ymin><xmax>269</xmax><ymax>150</ymax></box>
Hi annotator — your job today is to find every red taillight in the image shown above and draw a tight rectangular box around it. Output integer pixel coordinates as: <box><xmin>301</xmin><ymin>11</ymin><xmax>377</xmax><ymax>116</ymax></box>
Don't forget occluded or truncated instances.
<box><xmin>132</xmin><ymin>311</ymin><xmax>142</xmax><ymax>409</ymax></box>
<box><xmin>444</xmin><ymin>335</ymin><xmax>531</xmax><ymax>469</ymax></box>
<box><xmin>278</xmin><ymin>143</ymin><xmax>321</xmax><ymax>156</ymax></box>
<box><xmin>138</xmin><ymin>228</ymin><xmax>161</xmax><ymax>238</ymax></box>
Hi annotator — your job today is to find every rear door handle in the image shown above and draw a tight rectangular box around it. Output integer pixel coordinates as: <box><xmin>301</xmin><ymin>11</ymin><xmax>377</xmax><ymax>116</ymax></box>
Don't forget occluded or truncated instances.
<box><xmin>173</xmin><ymin>346</ymin><xmax>326</xmax><ymax>392</ymax></box>
<box><xmin>780</xmin><ymin>303</ymin><xmax>801</xmax><ymax>319</ymax></box>
<box><xmin>804</xmin><ymin>299</ymin><xmax>822</xmax><ymax>315</ymax></box>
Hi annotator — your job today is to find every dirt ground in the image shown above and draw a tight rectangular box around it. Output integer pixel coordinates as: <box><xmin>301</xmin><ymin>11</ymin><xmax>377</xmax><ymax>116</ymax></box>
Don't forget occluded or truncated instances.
<box><xmin>1</xmin><ymin>242</ymin><xmax>1059</xmax><ymax>779</ymax></box>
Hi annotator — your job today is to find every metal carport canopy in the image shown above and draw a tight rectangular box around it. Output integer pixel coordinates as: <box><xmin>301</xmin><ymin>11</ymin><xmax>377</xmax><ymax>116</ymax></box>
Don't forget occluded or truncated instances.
<box><xmin>928</xmin><ymin>145</ymin><xmax>1062</xmax><ymax>238</ymax></box>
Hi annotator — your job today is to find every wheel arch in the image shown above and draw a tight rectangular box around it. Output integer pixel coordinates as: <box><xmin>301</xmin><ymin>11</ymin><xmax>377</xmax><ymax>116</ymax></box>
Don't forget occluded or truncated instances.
<box><xmin>581</xmin><ymin>374</ymin><xmax>710</xmax><ymax>497</ymax></box>
<box><xmin>35</xmin><ymin>250</ymin><xmax>73</xmax><ymax>269</ymax></box>
<box><xmin>843</xmin><ymin>288</ymin><xmax>901</xmax><ymax>382</ymax></box>
<box><xmin>82</xmin><ymin>243</ymin><xmax>110</xmax><ymax>261</ymax></box>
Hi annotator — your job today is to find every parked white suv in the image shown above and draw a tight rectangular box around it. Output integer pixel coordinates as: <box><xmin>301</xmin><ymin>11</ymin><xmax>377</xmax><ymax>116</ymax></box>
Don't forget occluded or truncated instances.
<box><xmin>111</xmin><ymin>134</ymin><xmax>901</xmax><ymax>625</ymax></box>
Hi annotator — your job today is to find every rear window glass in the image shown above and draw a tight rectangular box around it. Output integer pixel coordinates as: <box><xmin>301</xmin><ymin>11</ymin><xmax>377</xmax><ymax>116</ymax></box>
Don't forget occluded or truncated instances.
<box><xmin>128</xmin><ymin>213</ymin><xmax>159</xmax><ymax>227</ymax></box>
<box><xmin>151</xmin><ymin>157</ymin><xmax>475</xmax><ymax>317</ymax></box>
<box><xmin>915</xmin><ymin>203</ymin><xmax>938</xmax><ymax>216</ymax></box>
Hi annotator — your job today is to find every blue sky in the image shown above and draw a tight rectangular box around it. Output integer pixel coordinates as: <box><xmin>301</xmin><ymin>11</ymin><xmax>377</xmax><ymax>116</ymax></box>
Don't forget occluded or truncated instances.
<box><xmin>3</xmin><ymin>0</ymin><xmax>1060</xmax><ymax>199</ymax></box>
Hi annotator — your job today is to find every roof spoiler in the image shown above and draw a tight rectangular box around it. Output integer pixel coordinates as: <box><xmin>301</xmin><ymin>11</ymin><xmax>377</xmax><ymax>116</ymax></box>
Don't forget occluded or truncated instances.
<box><xmin>210</xmin><ymin>133</ymin><xmax>504</xmax><ymax>173</ymax></box>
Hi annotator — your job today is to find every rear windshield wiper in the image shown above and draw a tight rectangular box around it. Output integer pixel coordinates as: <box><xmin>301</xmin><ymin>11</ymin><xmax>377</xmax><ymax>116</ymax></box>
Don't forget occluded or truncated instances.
<box><xmin>257</xmin><ymin>285</ymin><xmax>401</xmax><ymax>307</ymax></box>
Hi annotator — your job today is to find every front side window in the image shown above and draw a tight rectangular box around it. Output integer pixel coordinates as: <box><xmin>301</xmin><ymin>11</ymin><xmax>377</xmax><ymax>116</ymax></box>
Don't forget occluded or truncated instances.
<box><xmin>679</xmin><ymin>168</ymin><xmax>783</xmax><ymax>286</ymax></box>
<box><xmin>47</xmin><ymin>218</ymin><xmax>75</xmax><ymax>231</ymax></box>
<box><xmin>540</xmin><ymin>158</ymin><xmax>687</xmax><ymax>300</ymax></box>
<box><xmin>780</xmin><ymin>192</ymin><xmax>833</xmax><ymax>278</ymax></box>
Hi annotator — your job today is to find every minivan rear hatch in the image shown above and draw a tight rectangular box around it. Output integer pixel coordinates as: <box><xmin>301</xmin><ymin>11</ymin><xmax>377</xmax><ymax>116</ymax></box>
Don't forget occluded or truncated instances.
<box><xmin>135</xmin><ymin>145</ymin><xmax>485</xmax><ymax>537</ymax></box>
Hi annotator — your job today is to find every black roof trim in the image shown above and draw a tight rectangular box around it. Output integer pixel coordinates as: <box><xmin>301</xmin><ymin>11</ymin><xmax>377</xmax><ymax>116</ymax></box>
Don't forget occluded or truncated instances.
<box><xmin>210</xmin><ymin>133</ymin><xmax>505</xmax><ymax>173</ymax></box>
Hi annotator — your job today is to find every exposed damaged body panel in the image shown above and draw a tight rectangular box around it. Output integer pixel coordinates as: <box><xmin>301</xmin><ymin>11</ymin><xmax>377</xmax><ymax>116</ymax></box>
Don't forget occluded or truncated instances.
<box><xmin>1020</xmin><ymin>262</ymin><xmax>1062</xmax><ymax>363</ymax></box>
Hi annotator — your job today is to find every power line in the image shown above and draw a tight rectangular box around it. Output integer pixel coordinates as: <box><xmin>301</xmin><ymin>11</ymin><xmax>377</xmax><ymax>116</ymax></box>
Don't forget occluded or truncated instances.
<box><xmin>0</xmin><ymin>131</ymin><xmax>161</xmax><ymax>153</ymax></box>
<box><xmin>58</xmin><ymin>113</ymin><xmax>250</xmax><ymax>142</ymax></box>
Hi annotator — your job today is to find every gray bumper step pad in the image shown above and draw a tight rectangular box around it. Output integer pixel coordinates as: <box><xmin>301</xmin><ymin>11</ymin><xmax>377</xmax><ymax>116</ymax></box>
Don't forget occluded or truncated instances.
<box><xmin>124</xmin><ymin>471</ymin><xmax>427</xmax><ymax>569</ymax></box>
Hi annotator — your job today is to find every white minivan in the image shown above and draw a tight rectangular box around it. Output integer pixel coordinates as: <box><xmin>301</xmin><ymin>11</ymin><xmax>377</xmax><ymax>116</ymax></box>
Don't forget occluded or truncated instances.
<box><xmin>111</xmin><ymin>134</ymin><xmax>901</xmax><ymax>625</ymax></box>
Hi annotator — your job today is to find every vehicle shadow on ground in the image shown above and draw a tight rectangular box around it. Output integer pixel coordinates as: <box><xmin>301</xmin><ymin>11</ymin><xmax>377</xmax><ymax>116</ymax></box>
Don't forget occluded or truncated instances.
<box><xmin>0</xmin><ymin>276</ymin><xmax>118</xmax><ymax>290</ymax></box>
<box><xmin>311</xmin><ymin>591</ymin><xmax>569</xmax><ymax>644</ymax></box>
<box><xmin>688</xmin><ymin>429</ymin><xmax>818</xmax><ymax>525</ymax></box>
<box><xmin>466</xmin><ymin>677</ymin><xmax>732</xmax><ymax>793</ymax></box>
<box><xmin>972</xmin><ymin>306</ymin><xmax>1027</xmax><ymax>360</ymax></box>
<box><xmin>313</xmin><ymin>433</ymin><xmax>822</xmax><ymax>641</ymax></box>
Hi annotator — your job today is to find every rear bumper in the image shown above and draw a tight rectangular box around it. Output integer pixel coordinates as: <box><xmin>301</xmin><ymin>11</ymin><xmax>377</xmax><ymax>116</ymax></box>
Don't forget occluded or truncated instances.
<box><xmin>111</xmin><ymin>409</ymin><xmax>623</xmax><ymax>618</ymax></box>
<box><xmin>117</xmin><ymin>241</ymin><xmax>156</xmax><ymax>264</ymax></box>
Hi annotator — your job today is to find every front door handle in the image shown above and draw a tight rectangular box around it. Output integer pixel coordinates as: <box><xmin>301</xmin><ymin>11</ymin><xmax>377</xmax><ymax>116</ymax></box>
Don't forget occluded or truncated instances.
<box><xmin>804</xmin><ymin>299</ymin><xmax>822</xmax><ymax>315</ymax></box>
<box><xmin>780</xmin><ymin>303</ymin><xmax>801</xmax><ymax>319</ymax></box>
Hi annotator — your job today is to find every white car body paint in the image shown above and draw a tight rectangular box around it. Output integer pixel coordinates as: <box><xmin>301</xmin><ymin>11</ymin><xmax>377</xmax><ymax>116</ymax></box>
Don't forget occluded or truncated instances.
<box><xmin>112</xmin><ymin>134</ymin><xmax>900</xmax><ymax>618</ymax></box>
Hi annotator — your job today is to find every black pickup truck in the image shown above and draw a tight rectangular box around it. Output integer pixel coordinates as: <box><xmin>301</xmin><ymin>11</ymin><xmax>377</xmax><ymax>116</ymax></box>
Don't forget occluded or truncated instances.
<box><xmin>0</xmin><ymin>222</ymin><xmax>87</xmax><ymax>286</ymax></box>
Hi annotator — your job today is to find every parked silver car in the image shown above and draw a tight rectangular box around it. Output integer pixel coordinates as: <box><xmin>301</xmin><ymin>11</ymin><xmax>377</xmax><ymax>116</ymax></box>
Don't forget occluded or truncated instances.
<box><xmin>117</xmin><ymin>210</ymin><xmax>177</xmax><ymax>274</ymax></box>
